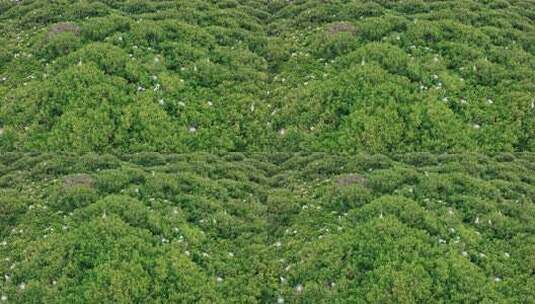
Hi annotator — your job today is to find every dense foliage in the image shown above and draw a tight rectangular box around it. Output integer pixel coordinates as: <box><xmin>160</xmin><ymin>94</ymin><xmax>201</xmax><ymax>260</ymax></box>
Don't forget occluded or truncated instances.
<box><xmin>0</xmin><ymin>0</ymin><xmax>534</xmax><ymax>152</ymax></box>
<box><xmin>1</xmin><ymin>1</ymin><xmax>535</xmax><ymax>303</ymax></box>
<box><xmin>1</xmin><ymin>152</ymin><xmax>535</xmax><ymax>303</ymax></box>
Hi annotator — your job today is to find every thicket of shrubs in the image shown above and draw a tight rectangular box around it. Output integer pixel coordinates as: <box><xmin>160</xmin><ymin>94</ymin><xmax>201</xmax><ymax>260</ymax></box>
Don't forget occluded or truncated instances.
<box><xmin>0</xmin><ymin>0</ymin><xmax>533</xmax><ymax>152</ymax></box>
<box><xmin>1</xmin><ymin>152</ymin><xmax>534</xmax><ymax>302</ymax></box>
<box><xmin>1</xmin><ymin>2</ymin><xmax>534</xmax><ymax>302</ymax></box>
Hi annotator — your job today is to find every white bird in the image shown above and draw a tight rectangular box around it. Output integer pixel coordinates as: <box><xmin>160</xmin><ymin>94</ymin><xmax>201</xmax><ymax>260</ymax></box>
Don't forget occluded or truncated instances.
<box><xmin>277</xmin><ymin>296</ymin><xmax>285</xmax><ymax>304</ymax></box>
<box><xmin>295</xmin><ymin>284</ymin><xmax>304</xmax><ymax>293</ymax></box>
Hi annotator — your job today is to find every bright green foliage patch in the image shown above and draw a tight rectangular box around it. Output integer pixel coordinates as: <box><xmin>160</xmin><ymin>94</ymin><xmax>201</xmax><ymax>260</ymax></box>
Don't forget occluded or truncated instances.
<box><xmin>1</xmin><ymin>152</ymin><xmax>534</xmax><ymax>303</ymax></box>
<box><xmin>0</xmin><ymin>0</ymin><xmax>534</xmax><ymax>152</ymax></box>
<box><xmin>2</xmin><ymin>1</ymin><xmax>535</xmax><ymax>302</ymax></box>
